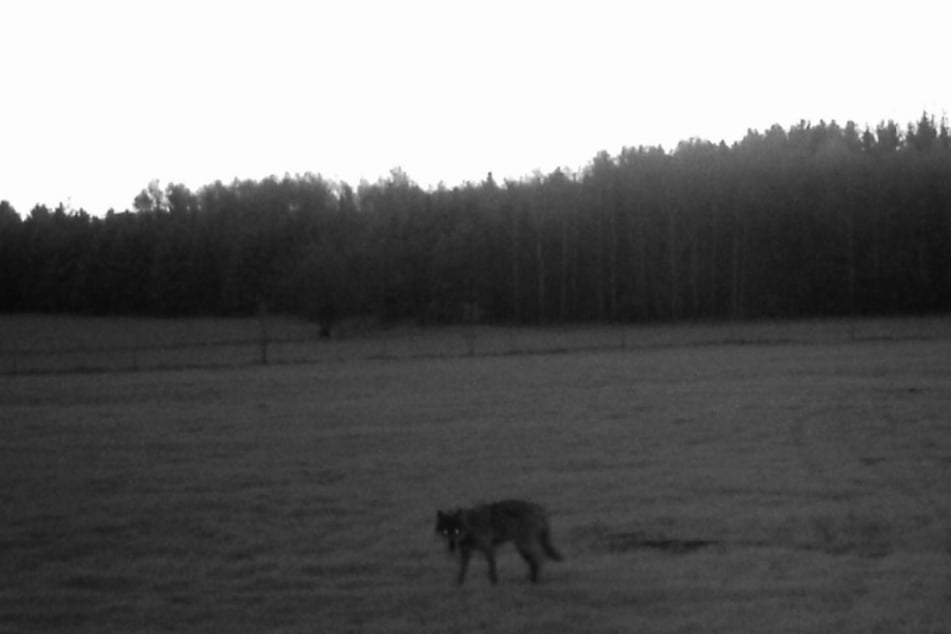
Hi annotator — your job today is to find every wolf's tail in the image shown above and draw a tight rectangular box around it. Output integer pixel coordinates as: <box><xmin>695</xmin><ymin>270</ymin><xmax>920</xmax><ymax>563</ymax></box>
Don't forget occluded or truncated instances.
<box><xmin>540</xmin><ymin>528</ymin><xmax>563</xmax><ymax>561</ymax></box>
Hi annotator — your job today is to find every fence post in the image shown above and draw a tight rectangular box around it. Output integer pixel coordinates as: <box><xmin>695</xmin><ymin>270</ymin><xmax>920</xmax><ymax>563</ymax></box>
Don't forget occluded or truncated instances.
<box><xmin>464</xmin><ymin>331</ymin><xmax>477</xmax><ymax>357</ymax></box>
<box><xmin>258</xmin><ymin>302</ymin><xmax>269</xmax><ymax>365</ymax></box>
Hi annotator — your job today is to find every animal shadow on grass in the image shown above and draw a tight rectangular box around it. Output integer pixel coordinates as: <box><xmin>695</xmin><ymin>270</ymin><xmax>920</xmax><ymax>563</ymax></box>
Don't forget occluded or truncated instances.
<box><xmin>603</xmin><ymin>530</ymin><xmax>719</xmax><ymax>555</ymax></box>
<box><xmin>570</xmin><ymin>521</ymin><xmax>720</xmax><ymax>557</ymax></box>
<box><xmin>575</xmin><ymin>512</ymin><xmax>895</xmax><ymax>560</ymax></box>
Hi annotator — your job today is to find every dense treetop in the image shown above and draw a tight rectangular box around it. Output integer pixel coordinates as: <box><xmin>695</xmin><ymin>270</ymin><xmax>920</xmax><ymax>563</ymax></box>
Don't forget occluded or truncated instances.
<box><xmin>1</xmin><ymin>114</ymin><xmax>949</xmax><ymax>330</ymax></box>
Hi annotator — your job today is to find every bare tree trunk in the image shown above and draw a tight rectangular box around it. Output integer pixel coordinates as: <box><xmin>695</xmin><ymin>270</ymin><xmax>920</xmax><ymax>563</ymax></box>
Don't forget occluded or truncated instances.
<box><xmin>572</xmin><ymin>223</ymin><xmax>581</xmax><ymax>319</ymax></box>
<box><xmin>847</xmin><ymin>193</ymin><xmax>856</xmax><ymax>322</ymax></box>
<box><xmin>710</xmin><ymin>202</ymin><xmax>719</xmax><ymax>318</ymax></box>
<box><xmin>533</xmin><ymin>199</ymin><xmax>546</xmax><ymax>323</ymax></box>
<box><xmin>597</xmin><ymin>188</ymin><xmax>606</xmax><ymax>321</ymax></box>
<box><xmin>629</xmin><ymin>204</ymin><xmax>649</xmax><ymax>320</ymax></box>
<box><xmin>666</xmin><ymin>187</ymin><xmax>679</xmax><ymax>320</ymax></box>
<box><xmin>536</xmin><ymin>228</ymin><xmax>545</xmax><ymax>323</ymax></box>
<box><xmin>871</xmin><ymin>198</ymin><xmax>880</xmax><ymax>307</ymax></box>
<box><xmin>690</xmin><ymin>236</ymin><xmax>700</xmax><ymax>318</ymax></box>
<box><xmin>560</xmin><ymin>208</ymin><xmax>569</xmax><ymax>321</ymax></box>
<box><xmin>730</xmin><ymin>218</ymin><xmax>747</xmax><ymax>320</ymax></box>
<box><xmin>610</xmin><ymin>202</ymin><xmax>619</xmax><ymax>322</ymax></box>
<box><xmin>511</xmin><ymin>206</ymin><xmax>521</xmax><ymax>323</ymax></box>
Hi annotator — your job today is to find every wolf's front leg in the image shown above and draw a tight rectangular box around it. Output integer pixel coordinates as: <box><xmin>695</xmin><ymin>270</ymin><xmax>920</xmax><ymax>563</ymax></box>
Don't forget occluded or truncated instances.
<box><xmin>485</xmin><ymin>548</ymin><xmax>498</xmax><ymax>584</ymax></box>
<box><xmin>457</xmin><ymin>546</ymin><xmax>471</xmax><ymax>586</ymax></box>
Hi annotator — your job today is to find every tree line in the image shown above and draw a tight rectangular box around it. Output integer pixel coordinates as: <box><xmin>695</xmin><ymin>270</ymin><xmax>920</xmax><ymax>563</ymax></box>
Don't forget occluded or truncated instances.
<box><xmin>1</xmin><ymin>113</ymin><xmax>949</xmax><ymax>332</ymax></box>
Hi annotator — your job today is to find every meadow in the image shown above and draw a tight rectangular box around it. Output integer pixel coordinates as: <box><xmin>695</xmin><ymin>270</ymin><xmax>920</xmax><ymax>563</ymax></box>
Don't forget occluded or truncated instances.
<box><xmin>1</xmin><ymin>319</ymin><xmax>950</xmax><ymax>632</ymax></box>
<box><xmin>3</xmin><ymin>313</ymin><xmax>951</xmax><ymax>375</ymax></box>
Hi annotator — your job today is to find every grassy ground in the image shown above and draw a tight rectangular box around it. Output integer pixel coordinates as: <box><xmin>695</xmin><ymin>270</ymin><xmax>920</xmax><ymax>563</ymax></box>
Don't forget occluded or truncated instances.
<box><xmin>2</xmin><ymin>331</ymin><xmax>950</xmax><ymax>632</ymax></box>
<box><xmin>2</xmin><ymin>313</ymin><xmax>951</xmax><ymax>374</ymax></box>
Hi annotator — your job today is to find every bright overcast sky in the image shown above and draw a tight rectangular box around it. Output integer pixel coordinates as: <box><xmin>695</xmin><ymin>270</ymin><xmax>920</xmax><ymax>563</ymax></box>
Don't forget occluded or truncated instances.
<box><xmin>1</xmin><ymin>0</ymin><xmax>948</xmax><ymax>215</ymax></box>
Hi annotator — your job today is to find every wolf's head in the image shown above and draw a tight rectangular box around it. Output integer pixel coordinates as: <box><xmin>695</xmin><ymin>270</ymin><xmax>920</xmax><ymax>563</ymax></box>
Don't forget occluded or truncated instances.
<box><xmin>435</xmin><ymin>509</ymin><xmax>465</xmax><ymax>553</ymax></box>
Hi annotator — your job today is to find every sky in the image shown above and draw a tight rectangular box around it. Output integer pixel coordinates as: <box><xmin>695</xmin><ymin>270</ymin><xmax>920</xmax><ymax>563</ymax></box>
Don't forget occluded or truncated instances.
<box><xmin>1</xmin><ymin>0</ymin><xmax>949</xmax><ymax>216</ymax></box>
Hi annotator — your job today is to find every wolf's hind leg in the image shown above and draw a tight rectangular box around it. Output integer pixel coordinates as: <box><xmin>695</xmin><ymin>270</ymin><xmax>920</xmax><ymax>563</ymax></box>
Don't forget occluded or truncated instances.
<box><xmin>516</xmin><ymin>545</ymin><xmax>541</xmax><ymax>582</ymax></box>
<box><xmin>539</xmin><ymin>527</ymin><xmax>563</xmax><ymax>561</ymax></box>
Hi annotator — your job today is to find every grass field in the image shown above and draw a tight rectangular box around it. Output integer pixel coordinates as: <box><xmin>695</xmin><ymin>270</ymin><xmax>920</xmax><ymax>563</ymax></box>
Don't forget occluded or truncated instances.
<box><xmin>2</xmin><ymin>325</ymin><xmax>950</xmax><ymax>632</ymax></box>
<box><xmin>3</xmin><ymin>313</ymin><xmax>951</xmax><ymax>375</ymax></box>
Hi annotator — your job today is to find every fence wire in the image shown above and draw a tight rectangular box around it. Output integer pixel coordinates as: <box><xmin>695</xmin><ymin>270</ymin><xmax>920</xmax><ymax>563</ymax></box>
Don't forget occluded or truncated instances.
<box><xmin>2</xmin><ymin>317</ymin><xmax>950</xmax><ymax>376</ymax></box>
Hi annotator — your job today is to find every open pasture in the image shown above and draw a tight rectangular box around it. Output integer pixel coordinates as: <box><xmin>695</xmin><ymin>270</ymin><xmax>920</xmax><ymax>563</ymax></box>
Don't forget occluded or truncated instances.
<box><xmin>2</xmin><ymin>332</ymin><xmax>950</xmax><ymax>632</ymax></box>
<box><xmin>3</xmin><ymin>313</ymin><xmax>951</xmax><ymax>375</ymax></box>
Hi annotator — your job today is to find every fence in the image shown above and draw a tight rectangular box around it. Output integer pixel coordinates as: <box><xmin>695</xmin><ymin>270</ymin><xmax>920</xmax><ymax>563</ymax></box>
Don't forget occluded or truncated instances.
<box><xmin>2</xmin><ymin>316</ymin><xmax>950</xmax><ymax>377</ymax></box>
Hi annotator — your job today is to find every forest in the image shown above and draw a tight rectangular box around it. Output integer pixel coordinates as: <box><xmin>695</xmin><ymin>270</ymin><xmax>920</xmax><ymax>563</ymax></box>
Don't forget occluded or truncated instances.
<box><xmin>1</xmin><ymin>114</ymin><xmax>949</xmax><ymax>332</ymax></box>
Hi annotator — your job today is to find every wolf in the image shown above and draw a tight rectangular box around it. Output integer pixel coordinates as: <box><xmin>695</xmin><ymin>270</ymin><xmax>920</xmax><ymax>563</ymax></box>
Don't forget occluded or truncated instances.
<box><xmin>435</xmin><ymin>499</ymin><xmax>562</xmax><ymax>585</ymax></box>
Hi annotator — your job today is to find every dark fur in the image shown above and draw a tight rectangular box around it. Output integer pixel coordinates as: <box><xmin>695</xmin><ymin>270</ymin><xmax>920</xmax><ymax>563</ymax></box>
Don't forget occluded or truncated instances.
<box><xmin>435</xmin><ymin>499</ymin><xmax>562</xmax><ymax>585</ymax></box>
